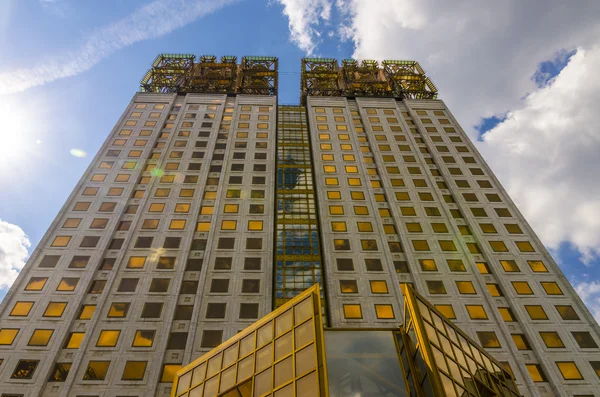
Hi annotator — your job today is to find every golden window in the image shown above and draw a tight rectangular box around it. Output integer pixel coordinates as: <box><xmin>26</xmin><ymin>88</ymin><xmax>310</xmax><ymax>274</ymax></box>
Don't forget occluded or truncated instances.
<box><xmin>43</xmin><ymin>302</ymin><xmax>67</xmax><ymax>317</ymax></box>
<box><xmin>108</xmin><ymin>303</ymin><xmax>129</xmax><ymax>318</ymax></box>
<box><xmin>57</xmin><ymin>277</ymin><xmax>78</xmax><ymax>291</ymax></box>
<box><xmin>0</xmin><ymin>329</ymin><xmax>19</xmax><ymax>345</ymax></box>
<box><xmin>200</xmin><ymin>206</ymin><xmax>214</xmax><ymax>215</ymax></box>
<box><xmin>343</xmin><ymin>304</ymin><xmax>362</xmax><ymax>319</ymax></box>
<box><xmin>337</xmin><ymin>134</ymin><xmax>350</xmax><ymax>141</ymax></box>
<box><xmin>419</xmin><ymin>259</ymin><xmax>437</xmax><ymax>271</ymax></box>
<box><xmin>65</xmin><ymin>332</ymin><xmax>85</xmax><ymax>349</ymax></box>
<box><xmin>479</xmin><ymin>223</ymin><xmax>497</xmax><ymax>233</ymax></box>
<box><xmin>370</xmin><ymin>280</ymin><xmax>388</xmax><ymax>294</ymax></box>
<box><xmin>320</xmin><ymin>143</ymin><xmax>332</xmax><ymax>150</ymax></box>
<box><xmin>336</xmin><ymin>125</ymin><xmax>348</xmax><ymax>131</ymax></box>
<box><xmin>400</xmin><ymin>207</ymin><xmax>416</xmax><ymax>216</ymax></box>
<box><xmin>148</xmin><ymin>203</ymin><xmax>165</xmax><ymax>212</ymax></box>
<box><xmin>248</xmin><ymin>221</ymin><xmax>263</xmax><ymax>231</ymax></box>
<box><xmin>526</xmin><ymin>261</ymin><xmax>548</xmax><ymax>274</ymax></box>
<box><xmin>516</xmin><ymin>241</ymin><xmax>535</xmax><ymax>252</ymax></box>
<box><xmin>321</xmin><ymin>154</ymin><xmax>334</xmax><ymax>161</ymax></box>
<box><xmin>122</xmin><ymin>361</ymin><xmax>147</xmax><ymax>380</ymax></box>
<box><xmin>383</xmin><ymin>225</ymin><xmax>396</xmax><ymax>234</ymax></box>
<box><xmin>504</xmin><ymin>224</ymin><xmax>523</xmax><ymax>234</ymax></box>
<box><xmin>412</xmin><ymin>240</ymin><xmax>430</xmax><ymax>251</ymax></box>
<box><xmin>132</xmin><ymin>330</ymin><xmax>155</xmax><ymax>347</ymax></box>
<box><xmin>353</xmin><ymin>206</ymin><xmax>368</xmax><ymax>215</ymax></box>
<box><xmin>325</xmin><ymin>177</ymin><xmax>339</xmax><ymax>186</ymax></box>
<box><xmin>375</xmin><ymin>304</ymin><xmax>394</xmax><ymax>319</ymax></box>
<box><xmin>500</xmin><ymin>260</ymin><xmax>520</xmax><ymax>272</ymax></box>
<box><xmin>378</xmin><ymin>208</ymin><xmax>391</xmax><ymax>217</ymax></box>
<box><xmin>556</xmin><ymin>362</ymin><xmax>583</xmax><ymax>380</ymax></box>
<box><xmin>62</xmin><ymin>218</ymin><xmax>81</xmax><ymax>228</ymax></box>
<box><xmin>406</xmin><ymin>223</ymin><xmax>423</xmax><ymax>233</ymax></box>
<box><xmin>370</xmin><ymin>180</ymin><xmax>381</xmax><ymax>188</ymax></box>
<box><xmin>486</xmin><ymin>284</ymin><xmax>502</xmax><ymax>297</ymax></box>
<box><xmin>323</xmin><ymin>165</ymin><xmax>336</xmax><ymax>173</ymax></box>
<box><xmin>357</xmin><ymin>222</ymin><xmax>373</xmax><ymax>232</ymax></box>
<box><xmin>540</xmin><ymin>332</ymin><xmax>564</xmax><ymax>348</ymax></box>
<box><xmin>331</xmin><ymin>222</ymin><xmax>347</xmax><ymax>232</ymax></box>
<box><xmin>25</xmin><ymin>277</ymin><xmax>48</xmax><ymax>291</ymax></box>
<box><xmin>317</xmin><ymin>124</ymin><xmax>329</xmax><ymax>131</ymax></box>
<box><xmin>431</xmin><ymin>223</ymin><xmax>448</xmax><ymax>233</ymax></box>
<box><xmin>115</xmin><ymin>174</ymin><xmax>130</xmax><ymax>182</ymax></box>
<box><xmin>435</xmin><ymin>305</ymin><xmax>456</xmax><ymax>319</ymax></box>
<box><xmin>223</xmin><ymin>204</ymin><xmax>238</xmax><ymax>213</ymax></box>
<box><xmin>347</xmin><ymin>178</ymin><xmax>361</xmax><ymax>186</ymax></box>
<box><xmin>197</xmin><ymin>222</ymin><xmax>211</xmax><ymax>232</ymax></box>
<box><xmin>28</xmin><ymin>329</ymin><xmax>53</xmax><ymax>346</ymax></box>
<box><xmin>512</xmin><ymin>281</ymin><xmax>533</xmax><ymax>295</ymax></box>
<box><xmin>466</xmin><ymin>305</ymin><xmax>488</xmax><ymax>320</ymax></box>
<box><xmin>180</xmin><ymin>189</ymin><xmax>195</xmax><ymax>197</ymax></box>
<box><xmin>426</xmin><ymin>281</ymin><xmax>446</xmax><ymax>294</ymax></box>
<box><xmin>395</xmin><ymin>192</ymin><xmax>410</xmax><ymax>201</ymax></box>
<box><xmin>175</xmin><ymin>203</ymin><xmax>190</xmax><ymax>213</ymax></box>
<box><xmin>439</xmin><ymin>240</ymin><xmax>457</xmax><ymax>251</ymax></box>
<box><xmin>51</xmin><ymin>236</ymin><xmax>71</xmax><ymax>247</ymax></box>
<box><xmin>316</xmin><ymin>116</ymin><xmax>327</xmax><ymax>121</ymax></box>
<box><xmin>361</xmin><ymin>239</ymin><xmax>378</xmax><ymax>250</ymax></box>
<box><xmin>91</xmin><ymin>173</ymin><xmax>106</xmax><ymax>182</ymax></box>
<box><xmin>345</xmin><ymin>166</ymin><xmax>358</xmax><ymax>173</ymax></box>
<box><xmin>556</xmin><ymin>305</ymin><xmax>579</xmax><ymax>320</ymax></box>
<box><xmin>489</xmin><ymin>241</ymin><xmax>508</xmax><ymax>252</ymax></box>
<box><xmin>456</xmin><ymin>281</ymin><xmax>476</xmax><ymax>294</ymax></box>
<box><xmin>257</xmin><ymin>123</ymin><xmax>269</xmax><ymax>129</ymax></box>
<box><xmin>526</xmin><ymin>364</ymin><xmax>546</xmax><ymax>382</ymax></box>
<box><xmin>477</xmin><ymin>332</ymin><xmax>501</xmax><ymax>348</ymax></box>
<box><xmin>541</xmin><ymin>282</ymin><xmax>563</xmax><ymax>295</ymax></box>
<box><xmin>79</xmin><ymin>305</ymin><xmax>96</xmax><ymax>320</ymax></box>
<box><xmin>512</xmin><ymin>334</ymin><xmax>530</xmax><ymax>350</ymax></box>
<box><xmin>329</xmin><ymin>205</ymin><xmax>344</xmax><ymax>215</ymax></box>
<box><xmin>169</xmin><ymin>220</ymin><xmax>186</xmax><ymax>230</ymax></box>
<box><xmin>374</xmin><ymin>194</ymin><xmax>386</xmax><ymax>202</ymax></box>
<box><xmin>498</xmin><ymin>307</ymin><xmax>515</xmax><ymax>322</ymax></box>
<box><xmin>109</xmin><ymin>187</ymin><xmax>125</xmax><ymax>196</ymax></box>
<box><xmin>340</xmin><ymin>280</ymin><xmax>358</xmax><ymax>293</ymax></box>
<box><xmin>142</xmin><ymin>219</ymin><xmax>159</xmax><ymax>229</ymax></box>
<box><xmin>221</xmin><ymin>220</ymin><xmax>237</xmax><ymax>230</ymax></box>
<box><xmin>97</xmin><ymin>330</ymin><xmax>120</xmax><ymax>347</ymax></box>
<box><xmin>340</xmin><ymin>144</ymin><xmax>352</xmax><ymax>150</ymax></box>
<box><xmin>476</xmin><ymin>262</ymin><xmax>491</xmax><ymax>274</ymax></box>
<box><xmin>525</xmin><ymin>305</ymin><xmax>548</xmax><ymax>320</ymax></box>
<box><xmin>83</xmin><ymin>361</ymin><xmax>110</xmax><ymax>380</ymax></box>
<box><xmin>327</xmin><ymin>191</ymin><xmax>341</xmax><ymax>200</ymax></box>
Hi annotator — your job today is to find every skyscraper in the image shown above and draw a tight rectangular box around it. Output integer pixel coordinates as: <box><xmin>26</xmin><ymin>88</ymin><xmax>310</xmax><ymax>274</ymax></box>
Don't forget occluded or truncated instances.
<box><xmin>0</xmin><ymin>54</ymin><xmax>598</xmax><ymax>397</ymax></box>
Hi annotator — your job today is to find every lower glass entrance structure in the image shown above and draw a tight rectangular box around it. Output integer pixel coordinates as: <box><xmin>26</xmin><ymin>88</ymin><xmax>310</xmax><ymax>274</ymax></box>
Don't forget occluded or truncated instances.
<box><xmin>170</xmin><ymin>285</ymin><xmax>520</xmax><ymax>397</ymax></box>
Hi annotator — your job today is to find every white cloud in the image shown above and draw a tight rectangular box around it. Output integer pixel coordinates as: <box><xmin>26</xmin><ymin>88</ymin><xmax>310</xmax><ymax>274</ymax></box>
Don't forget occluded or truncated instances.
<box><xmin>479</xmin><ymin>47</ymin><xmax>600</xmax><ymax>264</ymax></box>
<box><xmin>0</xmin><ymin>219</ymin><xmax>30</xmax><ymax>289</ymax></box>
<box><xmin>274</xmin><ymin>0</ymin><xmax>332</xmax><ymax>55</ymax></box>
<box><xmin>573</xmin><ymin>280</ymin><xmax>600</xmax><ymax>323</ymax></box>
<box><xmin>279</xmin><ymin>0</ymin><xmax>600</xmax><ymax>264</ymax></box>
<box><xmin>0</xmin><ymin>0</ymin><xmax>237</xmax><ymax>95</ymax></box>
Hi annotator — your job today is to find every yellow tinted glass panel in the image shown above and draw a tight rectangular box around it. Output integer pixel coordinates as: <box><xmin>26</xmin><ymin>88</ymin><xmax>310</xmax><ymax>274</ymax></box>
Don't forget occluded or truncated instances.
<box><xmin>248</xmin><ymin>221</ymin><xmax>263</xmax><ymax>231</ymax></box>
<box><xmin>512</xmin><ymin>281</ymin><xmax>533</xmax><ymax>295</ymax></box>
<box><xmin>10</xmin><ymin>301</ymin><xmax>34</xmax><ymax>316</ymax></box>
<box><xmin>197</xmin><ymin>222</ymin><xmax>211</xmax><ymax>232</ymax></box>
<box><xmin>132</xmin><ymin>330</ymin><xmax>155</xmax><ymax>347</ymax></box>
<box><xmin>370</xmin><ymin>281</ymin><xmax>388</xmax><ymax>294</ymax></box>
<box><xmin>435</xmin><ymin>305</ymin><xmax>456</xmax><ymax>319</ymax></box>
<box><xmin>343</xmin><ymin>304</ymin><xmax>362</xmax><ymax>319</ymax></box>
<box><xmin>221</xmin><ymin>220</ymin><xmax>237</xmax><ymax>230</ymax></box>
<box><xmin>44</xmin><ymin>302</ymin><xmax>67</xmax><ymax>317</ymax></box>
<box><xmin>556</xmin><ymin>362</ymin><xmax>583</xmax><ymax>380</ymax></box>
<box><xmin>79</xmin><ymin>305</ymin><xmax>96</xmax><ymax>319</ymax></box>
<box><xmin>375</xmin><ymin>305</ymin><xmax>394</xmax><ymax>319</ymax></box>
<box><xmin>25</xmin><ymin>277</ymin><xmax>48</xmax><ymax>291</ymax></box>
<box><xmin>51</xmin><ymin>236</ymin><xmax>71</xmax><ymax>247</ymax></box>
<box><xmin>66</xmin><ymin>332</ymin><xmax>85</xmax><ymax>349</ymax></box>
<box><xmin>97</xmin><ymin>330</ymin><xmax>120</xmax><ymax>347</ymax></box>
<box><xmin>541</xmin><ymin>282</ymin><xmax>563</xmax><ymax>295</ymax></box>
<box><xmin>0</xmin><ymin>329</ymin><xmax>19</xmax><ymax>345</ymax></box>
<box><xmin>466</xmin><ymin>305</ymin><xmax>488</xmax><ymax>320</ymax></box>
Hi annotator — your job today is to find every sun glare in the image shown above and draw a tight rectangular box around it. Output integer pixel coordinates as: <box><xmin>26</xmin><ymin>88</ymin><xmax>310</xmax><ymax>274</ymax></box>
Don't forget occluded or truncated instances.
<box><xmin>0</xmin><ymin>96</ymin><xmax>43</xmax><ymax>168</ymax></box>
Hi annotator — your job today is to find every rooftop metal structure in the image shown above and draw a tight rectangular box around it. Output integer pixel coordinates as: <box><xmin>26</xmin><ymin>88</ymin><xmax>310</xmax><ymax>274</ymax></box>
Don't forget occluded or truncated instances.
<box><xmin>300</xmin><ymin>58</ymin><xmax>438</xmax><ymax>103</ymax></box>
<box><xmin>140</xmin><ymin>54</ymin><xmax>278</xmax><ymax>95</ymax></box>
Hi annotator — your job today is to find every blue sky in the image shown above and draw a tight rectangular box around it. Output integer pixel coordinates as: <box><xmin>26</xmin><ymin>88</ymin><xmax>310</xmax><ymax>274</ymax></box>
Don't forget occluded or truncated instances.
<box><xmin>1</xmin><ymin>0</ymin><xmax>599</xmax><ymax>318</ymax></box>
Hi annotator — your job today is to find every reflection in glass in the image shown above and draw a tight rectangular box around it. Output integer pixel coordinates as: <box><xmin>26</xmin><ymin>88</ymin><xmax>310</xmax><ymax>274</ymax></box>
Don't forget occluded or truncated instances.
<box><xmin>325</xmin><ymin>330</ymin><xmax>409</xmax><ymax>397</ymax></box>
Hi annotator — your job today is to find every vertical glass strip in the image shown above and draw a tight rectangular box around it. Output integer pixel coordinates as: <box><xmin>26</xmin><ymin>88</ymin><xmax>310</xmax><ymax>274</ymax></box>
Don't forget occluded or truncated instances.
<box><xmin>275</xmin><ymin>106</ymin><xmax>327</xmax><ymax>320</ymax></box>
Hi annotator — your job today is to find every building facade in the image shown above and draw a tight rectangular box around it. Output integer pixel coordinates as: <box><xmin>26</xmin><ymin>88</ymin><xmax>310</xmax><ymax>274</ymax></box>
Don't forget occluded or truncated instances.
<box><xmin>0</xmin><ymin>55</ymin><xmax>598</xmax><ymax>397</ymax></box>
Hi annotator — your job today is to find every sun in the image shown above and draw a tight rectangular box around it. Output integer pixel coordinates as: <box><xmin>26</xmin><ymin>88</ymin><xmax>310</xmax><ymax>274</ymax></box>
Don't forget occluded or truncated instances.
<box><xmin>0</xmin><ymin>96</ymin><xmax>42</xmax><ymax>168</ymax></box>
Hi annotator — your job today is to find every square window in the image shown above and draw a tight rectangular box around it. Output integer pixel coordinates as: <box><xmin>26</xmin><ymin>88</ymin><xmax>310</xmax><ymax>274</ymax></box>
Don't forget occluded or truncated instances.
<box><xmin>526</xmin><ymin>305</ymin><xmax>548</xmax><ymax>320</ymax></box>
<box><xmin>28</xmin><ymin>329</ymin><xmax>54</xmax><ymax>346</ymax></box>
<box><xmin>141</xmin><ymin>302</ymin><xmax>163</xmax><ymax>318</ymax></box>
<box><xmin>477</xmin><ymin>331</ymin><xmax>501</xmax><ymax>348</ymax></box>
<box><xmin>206</xmin><ymin>303</ymin><xmax>226</xmax><ymax>318</ymax></box>
<box><xmin>11</xmin><ymin>360</ymin><xmax>39</xmax><ymax>379</ymax></box>
<box><xmin>343</xmin><ymin>304</ymin><xmax>362</xmax><ymax>319</ymax></box>
<box><xmin>466</xmin><ymin>305</ymin><xmax>488</xmax><ymax>320</ymax></box>
<box><xmin>336</xmin><ymin>258</ymin><xmax>354</xmax><ymax>271</ymax></box>
<box><xmin>426</xmin><ymin>280</ymin><xmax>446</xmax><ymax>294</ymax></box>
<box><xmin>375</xmin><ymin>305</ymin><xmax>394</xmax><ymax>319</ymax></box>
<box><xmin>556</xmin><ymin>305</ymin><xmax>579</xmax><ymax>320</ymax></box>
<box><xmin>556</xmin><ymin>362</ymin><xmax>583</xmax><ymax>380</ymax></box>
<box><xmin>83</xmin><ymin>361</ymin><xmax>110</xmax><ymax>380</ymax></box>
<box><xmin>370</xmin><ymin>280</ymin><xmax>388</xmax><ymax>294</ymax></box>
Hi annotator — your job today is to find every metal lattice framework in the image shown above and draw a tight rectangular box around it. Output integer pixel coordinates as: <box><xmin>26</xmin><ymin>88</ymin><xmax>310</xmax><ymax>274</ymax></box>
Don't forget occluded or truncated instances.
<box><xmin>239</xmin><ymin>56</ymin><xmax>278</xmax><ymax>95</ymax></box>
<box><xmin>301</xmin><ymin>57</ymin><xmax>438</xmax><ymax>102</ymax></box>
<box><xmin>140</xmin><ymin>54</ymin><xmax>278</xmax><ymax>95</ymax></box>
<box><xmin>382</xmin><ymin>60</ymin><xmax>438</xmax><ymax>99</ymax></box>
<box><xmin>301</xmin><ymin>58</ymin><xmax>343</xmax><ymax>99</ymax></box>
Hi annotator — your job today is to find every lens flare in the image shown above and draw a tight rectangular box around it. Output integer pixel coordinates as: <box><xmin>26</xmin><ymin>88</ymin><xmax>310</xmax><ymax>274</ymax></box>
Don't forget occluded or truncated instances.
<box><xmin>70</xmin><ymin>148</ymin><xmax>87</xmax><ymax>158</ymax></box>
